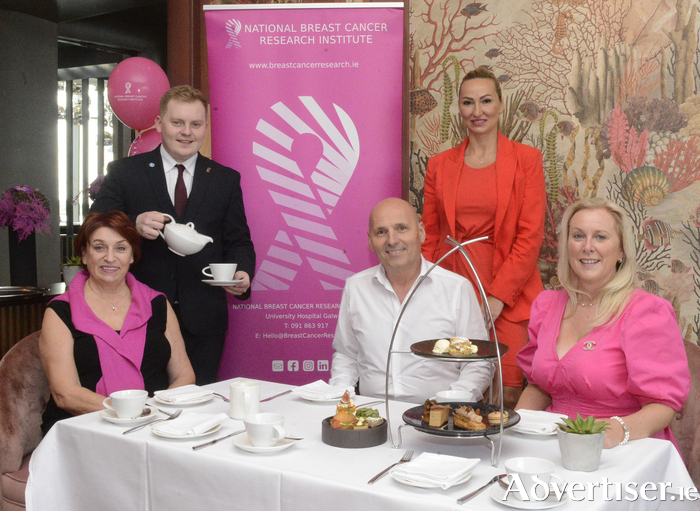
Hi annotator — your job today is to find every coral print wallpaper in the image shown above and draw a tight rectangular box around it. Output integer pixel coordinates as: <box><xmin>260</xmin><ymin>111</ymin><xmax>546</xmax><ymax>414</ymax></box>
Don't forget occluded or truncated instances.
<box><xmin>409</xmin><ymin>0</ymin><xmax>700</xmax><ymax>343</ymax></box>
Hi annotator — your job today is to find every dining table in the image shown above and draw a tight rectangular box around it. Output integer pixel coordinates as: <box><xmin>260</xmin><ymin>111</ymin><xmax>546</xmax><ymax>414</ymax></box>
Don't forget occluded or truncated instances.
<box><xmin>26</xmin><ymin>378</ymin><xmax>697</xmax><ymax>511</ymax></box>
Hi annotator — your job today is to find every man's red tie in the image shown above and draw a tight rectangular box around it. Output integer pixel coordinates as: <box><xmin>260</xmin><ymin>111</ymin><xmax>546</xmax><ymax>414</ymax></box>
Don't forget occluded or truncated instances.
<box><xmin>174</xmin><ymin>164</ymin><xmax>187</xmax><ymax>216</ymax></box>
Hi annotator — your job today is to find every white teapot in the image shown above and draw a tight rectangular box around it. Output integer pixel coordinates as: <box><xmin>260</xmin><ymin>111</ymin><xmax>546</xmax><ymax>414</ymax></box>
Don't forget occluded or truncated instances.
<box><xmin>158</xmin><ymin>213</ymin><xmax>213</xmax><ymax>256</ymax></box>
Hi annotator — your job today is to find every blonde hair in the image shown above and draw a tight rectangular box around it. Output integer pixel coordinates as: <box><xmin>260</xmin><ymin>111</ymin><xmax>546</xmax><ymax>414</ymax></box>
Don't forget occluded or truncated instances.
<box><xmin>557</xmin><ymin>198</ymin><xmax>637</xmax><ymax>326</ymax></box>
<box><xmin>460</xmin><ymin>68</ymin><xmax>503</xmax><ymax>102</ymax></box>
<box><xmin>159</xmin><ymin>85</ymin><xmax>208</xmax><ymax>117</ymax></box>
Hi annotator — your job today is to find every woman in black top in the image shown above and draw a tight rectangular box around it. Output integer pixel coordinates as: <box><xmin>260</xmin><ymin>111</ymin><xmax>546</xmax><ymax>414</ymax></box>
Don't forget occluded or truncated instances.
<box><xmin>40</xmin><ymin>211</ymin><xmax>194</xmax><ymax>433</ymax></box>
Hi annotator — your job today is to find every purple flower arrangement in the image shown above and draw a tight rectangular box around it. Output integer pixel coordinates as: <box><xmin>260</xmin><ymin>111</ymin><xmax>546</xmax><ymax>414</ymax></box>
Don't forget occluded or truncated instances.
<box><xmin>88</xmin><ymin>175</ymin><xmax>105</xmax><ymax>201</ymax></box>
<box><xmin>73</xmin><ymin>174</ymin><xmax>106</xmax><ymax>204</ymax></box>
<box><xmin>0</xmin><ymin>185</ymin><xmax>51</xmax><ymax>241</ymax></box>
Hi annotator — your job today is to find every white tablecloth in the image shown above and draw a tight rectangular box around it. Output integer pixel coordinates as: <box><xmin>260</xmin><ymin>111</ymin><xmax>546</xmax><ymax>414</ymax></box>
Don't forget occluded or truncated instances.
<box><xmin>27</xmin><ymin>379</ymin><xmax>696</xmax><ymax>511</ymax></box>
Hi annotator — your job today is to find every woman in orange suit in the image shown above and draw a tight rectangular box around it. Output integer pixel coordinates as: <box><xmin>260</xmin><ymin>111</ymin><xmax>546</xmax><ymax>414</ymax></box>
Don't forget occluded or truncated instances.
<box><xmin>421</xmin><ymin>68</ymin><xmax>546</xmax><ymax>408</ymax></box>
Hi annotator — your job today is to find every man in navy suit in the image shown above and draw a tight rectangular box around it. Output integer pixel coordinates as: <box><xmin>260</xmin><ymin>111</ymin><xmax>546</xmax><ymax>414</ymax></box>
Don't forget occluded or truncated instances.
<box><xmin>91</xmin><ymin>85</ymin><xmax>256</xmax><ymax>385</ymax></box>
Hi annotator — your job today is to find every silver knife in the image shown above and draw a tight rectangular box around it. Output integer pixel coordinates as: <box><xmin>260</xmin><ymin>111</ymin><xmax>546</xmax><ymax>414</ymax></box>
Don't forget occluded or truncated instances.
<box><xmin>356</xmin><ymin>400</ymin><xmax>385</xmax><ymax>408</ymax></box>
<box><xmin>260</xmin><ymin>389</ymin><xmax>292</xmax><ymax>402</ymax></box>
<box><xmin>192</xmin><ymin>429</ymin><xmax>246</xmax><ymax>451</ymax></box>
<box><xmin>457</xmin><ymin>474</ymin><xmax>507</xmax><ymax>504</ymax></box>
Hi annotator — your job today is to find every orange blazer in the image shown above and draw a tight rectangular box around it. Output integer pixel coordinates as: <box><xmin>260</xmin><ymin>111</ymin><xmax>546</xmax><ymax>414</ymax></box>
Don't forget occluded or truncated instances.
<box><xmin>421</xmin><ymin>133</ymin><xmax>546</xmax><ymax>323</ymax></box>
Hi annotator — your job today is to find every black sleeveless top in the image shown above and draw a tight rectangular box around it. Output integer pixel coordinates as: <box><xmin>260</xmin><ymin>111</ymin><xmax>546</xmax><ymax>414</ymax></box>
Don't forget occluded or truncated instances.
<box><xmin>41</xmin><ymin>295</ymin><xmax>171</xmax><ymax>434</ymax></box>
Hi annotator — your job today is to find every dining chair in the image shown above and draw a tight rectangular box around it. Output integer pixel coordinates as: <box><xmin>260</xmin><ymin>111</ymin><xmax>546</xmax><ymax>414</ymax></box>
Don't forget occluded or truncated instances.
<box><xmin>670</xmin><ymin>338</ymin><xmax>700</xmax><ymax>487</ymax></box>
<box><xmin>0</xmin><ymin>330</ymin><xmax>50</xmax><ymax>511</ymax></box>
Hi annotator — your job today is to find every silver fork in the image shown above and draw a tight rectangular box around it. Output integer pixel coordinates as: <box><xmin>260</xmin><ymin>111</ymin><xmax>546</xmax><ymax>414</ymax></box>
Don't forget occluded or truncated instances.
<box><xmin>213</xmin><ymin>392</ymin><xmax>229</xmax><ymax>402</ymax></box>
<box><xmin>123</xmin><ymin>408</ymin><xmax>182</xmax><ymax>434</ymax></box>
<box><xmin>367</xmin><ymin>450</ymin><xmax>414</xmax><ymax>484</ymax></box>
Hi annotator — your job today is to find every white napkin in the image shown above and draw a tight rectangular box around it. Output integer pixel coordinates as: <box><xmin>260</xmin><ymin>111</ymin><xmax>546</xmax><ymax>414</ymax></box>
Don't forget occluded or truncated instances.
<box><xmin>291</xmin><ymin>380</ymin><xmax>354</xmax><ymax>400</ymax></box>
<box><xmin>153</xmin><ymin>413</ymin><xmax>229</xmax><ymax>436</ymax></box>
<box><xmin>390</xmin><ymin>453</ymin><xmax>479</xmax><ymax>490</ymax></box>
<box><xmin>154</xmin><ymin>384</ymin><xmax>213</xmax><ymax>404</ymax></box>
<box><xmin>511</xmin><ymin>409</ymin><xmax>566</xmax><ymax>435</ymax></box>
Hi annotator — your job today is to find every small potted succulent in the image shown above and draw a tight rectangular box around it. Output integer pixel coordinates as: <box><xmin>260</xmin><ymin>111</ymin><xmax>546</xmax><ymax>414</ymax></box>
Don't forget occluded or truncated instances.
<box><xmin>556</xmin><ymin>414</ymin><xmax>609</xmax><ymax>472</ymax></box>
<box><xmin>61</xmin><ymin>255</ymin><xmax>83</xmax><ymax>286</ymax></box>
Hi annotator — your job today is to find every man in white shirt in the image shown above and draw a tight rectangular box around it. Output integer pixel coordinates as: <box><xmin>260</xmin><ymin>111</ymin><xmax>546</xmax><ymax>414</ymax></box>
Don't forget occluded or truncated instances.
<box><xmin>329</xmin><ymin>198</ymin><xmax>491</xmax><ymax>402</ymax></box>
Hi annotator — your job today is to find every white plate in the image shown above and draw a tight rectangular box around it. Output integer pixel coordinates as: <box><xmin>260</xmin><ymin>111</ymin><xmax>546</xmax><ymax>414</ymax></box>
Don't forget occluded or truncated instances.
<box><xmin>152</xmin><ymin>423</ymin><xmax>222</xmax><ymax>439</ymax></box>
<box><xmin>510</xmin><ymin>428</ymin><xmax>558</xmax><ymax>436</ymax></box>
<box><xmin>294</xmin><ymin>390</ymin><xmax>356</xmax><ymax>403</ymax></box>
<box><xmin>202</xmin><ymin>279</ymin><xmax>243</xmax><ymax>286</ymax></box>
<box><xmin>490</xmin><ymin>481</ymin><xmax>568</xmax><ymax>509</ymax></box>
<box><xmin>100</xmin><ymin>405</ymin><xmax>158</xmax><ymax>425</ymax></box>
<box><xmin>153</xmin><ymin>394</ymin><xmax>214</xmax><ymax>406</ymax></box>
<box><xmin>232</xmin><ymin>433</ymin><xmax>295</xmax><ymax>453</ymax></box>
<box><xmin>391</xmin><ymin>471</ymin><xmax>472</xmax><ymax>489</ymax></box>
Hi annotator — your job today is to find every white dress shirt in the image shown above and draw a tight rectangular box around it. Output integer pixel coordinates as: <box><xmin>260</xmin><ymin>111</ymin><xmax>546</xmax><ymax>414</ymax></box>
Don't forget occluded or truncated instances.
<box><xmin>330</xmin><ymin>256</ymin><xmax>492</xmax><ymax>403</ymax></box>
<box><xmin>161</xmin><ymin>146</ymin><xmax>197</xmax><ymax>204</ymax></box>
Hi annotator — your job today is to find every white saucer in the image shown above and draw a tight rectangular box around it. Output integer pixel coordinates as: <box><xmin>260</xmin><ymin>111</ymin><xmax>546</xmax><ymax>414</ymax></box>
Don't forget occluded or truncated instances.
<box><xmin>232</xmin><ymin>433</ymin><xmax>295</xmax><ymax>453</ymax></box>
<box><xmin>100</xmin><ymin>405</ymin><xmax>158</xmax><ymax>425</ymax></box>
<box><xmin>490</xmin><ymin>481</ymin><xmax>568</xmax><ymax>509</ymax></box>
<box><xmin>202</xmin><ymin>279</ymin><xmax>243</xmax><ymax>286</ymax></box>
<box><xmin>152</xmin><ymin>423</ymin><xmax>222</xmax><ymax>439</ymax></box>
<box><xmin>153</xmin><ymin>394</ymin><xmax>214</xmax><ymax>406</ymax></box>
<box><xmin>391</xmin><ymin>471</ymin><xmax>472</xmax><ymax>489</ymax></box>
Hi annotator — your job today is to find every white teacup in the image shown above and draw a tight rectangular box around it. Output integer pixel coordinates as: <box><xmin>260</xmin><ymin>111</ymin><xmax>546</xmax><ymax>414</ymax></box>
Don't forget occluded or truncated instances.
<box><xmin>229</xmin><ymin>380</ymin><xmax>260</xmax><ymax>420</ymax></box>
<box><xmin>102</xmin><ymin>389</ymin><xmax>148</xmax><ymax>420</ymax></box>
<box><xmin>435</xmin><ymin>390</ymin><xmax>473</xmax><ymax>402</ymax></box>
<box><xmin>202</xmin><ymin>263</ymin><xmax>237</xmax><ymax>281</ymax></box>
<box><xmin>504</xmin><ymin>457</ymin><xmax>565</xmax><ymax>501</ymax></box>
<box><xmin>244</xmin><ymin>413</ymin><xmax>286</xmax><ymax>447</ymax></box>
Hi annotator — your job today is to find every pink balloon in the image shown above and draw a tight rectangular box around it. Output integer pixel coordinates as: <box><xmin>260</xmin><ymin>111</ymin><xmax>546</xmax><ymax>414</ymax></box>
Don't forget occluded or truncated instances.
<box><xmin>129</xmin><ymin>128</ymin><xmax>162</xmax><ymax>156</ymax></box>
<box><xmin>108</xmin><ymin>57</ymin><xmax>170</xmax><ymax>130</ymax></box>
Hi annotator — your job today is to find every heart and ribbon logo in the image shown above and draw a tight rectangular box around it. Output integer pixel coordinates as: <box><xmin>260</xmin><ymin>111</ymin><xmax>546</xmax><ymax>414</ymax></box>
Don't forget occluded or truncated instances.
<box><xmin>251</xmin><ymin>96</ymin><xmax>360</xmax><ymax>291</ymax></box>
<box><xmin>225</xmin><ymin>19</ymin><xmax>242</xmax><ymax>49</ymax></box>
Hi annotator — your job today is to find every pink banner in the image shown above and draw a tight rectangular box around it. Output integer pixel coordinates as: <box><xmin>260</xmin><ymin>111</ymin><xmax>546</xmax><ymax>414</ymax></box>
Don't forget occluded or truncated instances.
<box><xmin>205</xmin><ymin>4</ymin><xmax>404</xmax><ymax>384</ymax></box>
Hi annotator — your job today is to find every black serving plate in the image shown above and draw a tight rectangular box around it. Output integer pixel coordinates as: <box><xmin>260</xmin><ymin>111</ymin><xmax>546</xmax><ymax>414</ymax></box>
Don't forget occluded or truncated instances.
<box><xmin>410</xmin><ymin>339</ymin><xmax>509</xmax><ymax>361</ymax></box>
<box><xmin>402</xmin><ymin>402</ymin><xmax>520</xmax><ymax>437</ymax></box>
<box><xmin>321</xmin><ymin>417</ymin><xmax>388</xmax><ymax>448</ymax></box>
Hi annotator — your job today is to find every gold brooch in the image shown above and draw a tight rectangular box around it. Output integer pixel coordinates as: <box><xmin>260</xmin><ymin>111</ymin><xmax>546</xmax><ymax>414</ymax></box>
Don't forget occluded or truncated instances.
<box><xmin>583</xmin><ymin>341</ymin><xmax>596</xmax><ymax>351</ymax></box>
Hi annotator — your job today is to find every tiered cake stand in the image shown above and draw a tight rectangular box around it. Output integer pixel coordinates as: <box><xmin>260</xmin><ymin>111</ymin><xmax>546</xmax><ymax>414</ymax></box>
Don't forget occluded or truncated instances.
<box><xmin>383</xmin><ymin>236</ymin><xmax>516</xmax><ymax>466</ymax></box>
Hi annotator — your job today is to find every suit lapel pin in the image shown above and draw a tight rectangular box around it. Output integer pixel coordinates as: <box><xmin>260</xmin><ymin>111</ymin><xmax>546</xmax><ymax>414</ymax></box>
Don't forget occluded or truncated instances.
<box><xmin>206</xmin><ymin>167</ymin><xmax>211</xmax><ymax>173</ymax></box>
<box><xmin>149</xmin><ymin>163</ymin><xmax>155</xmax><ymax>167</ymax></box>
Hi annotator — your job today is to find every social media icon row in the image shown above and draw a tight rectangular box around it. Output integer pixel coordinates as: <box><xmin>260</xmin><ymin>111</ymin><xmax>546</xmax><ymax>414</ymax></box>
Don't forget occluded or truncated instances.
<box><xmin>271</xmin><ymin>360</ymin><xmax>329</xmax><ymax>372</ymax></box>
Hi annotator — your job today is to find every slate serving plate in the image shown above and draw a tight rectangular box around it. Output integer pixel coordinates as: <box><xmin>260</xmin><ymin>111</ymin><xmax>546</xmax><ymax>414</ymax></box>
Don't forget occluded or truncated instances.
<box><xmin>321</xmin><ymin>417</ymin><xmax>388</xmax><ymax>448</ymax></box>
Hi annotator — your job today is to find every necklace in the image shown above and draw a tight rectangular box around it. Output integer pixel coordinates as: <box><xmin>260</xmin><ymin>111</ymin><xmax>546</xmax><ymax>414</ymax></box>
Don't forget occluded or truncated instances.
<box><xmin>466</xmin><ymin>148</ymin><xmax>494</xmax><ymax>165</ymax></box>
<box><xmin>576</xmin><ymin>295</ymin><xmax>597</xmax><ymax>307</ymax></box>
<box><xmin>87</xmin><ymin>280</ymin><xmax>130</xmax><ymax>311</ymax></box>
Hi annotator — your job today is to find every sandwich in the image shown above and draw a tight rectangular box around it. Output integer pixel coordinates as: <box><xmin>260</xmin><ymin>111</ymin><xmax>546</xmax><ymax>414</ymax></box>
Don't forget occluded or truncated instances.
<box><xmin>331</xmin><ymin>410</ymin><xmax>358</xmax><ymax>429</ymax></box>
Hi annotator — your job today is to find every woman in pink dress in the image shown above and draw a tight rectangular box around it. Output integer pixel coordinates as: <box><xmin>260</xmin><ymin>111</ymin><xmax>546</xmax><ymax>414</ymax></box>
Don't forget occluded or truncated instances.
<box><xmin>516</xmin><ymin>198</ymin><xmax>690</xmax><ymax>448</ymax></box>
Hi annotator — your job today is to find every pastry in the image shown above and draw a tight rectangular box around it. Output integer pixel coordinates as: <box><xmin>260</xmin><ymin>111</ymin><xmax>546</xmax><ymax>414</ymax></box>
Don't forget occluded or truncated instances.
<box><xmin>453</xmin><ymin>405</ymin><xmax>487</xmax><ymax>431</ymax></box>
<box><xmin>448</xmin><ymin>337</ymin><xmax>478</xmax><ymax>356</ymax></box>
<box><xmin>454</xmin><ymin>414</ymin><xmax>487</xmax><ymax>430</ymax></box>
<box><xmin>429</xmin><ymin>405</ymin><xmax>451</xmax><ymax>428</ymax></box>
<box><xmin>422</xmin><ymin>399</ymin><xmax>438</xmax><ymax>422</ymax></box>
<box><xmin>487</xmin><ymin>410</ymin><xmax>509</xmax><ymax>423</ymax></box>
<box><xmin>336</xmin><ymin>390</ymin><xmax>356</xmax><ymax>414</ymax></box>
